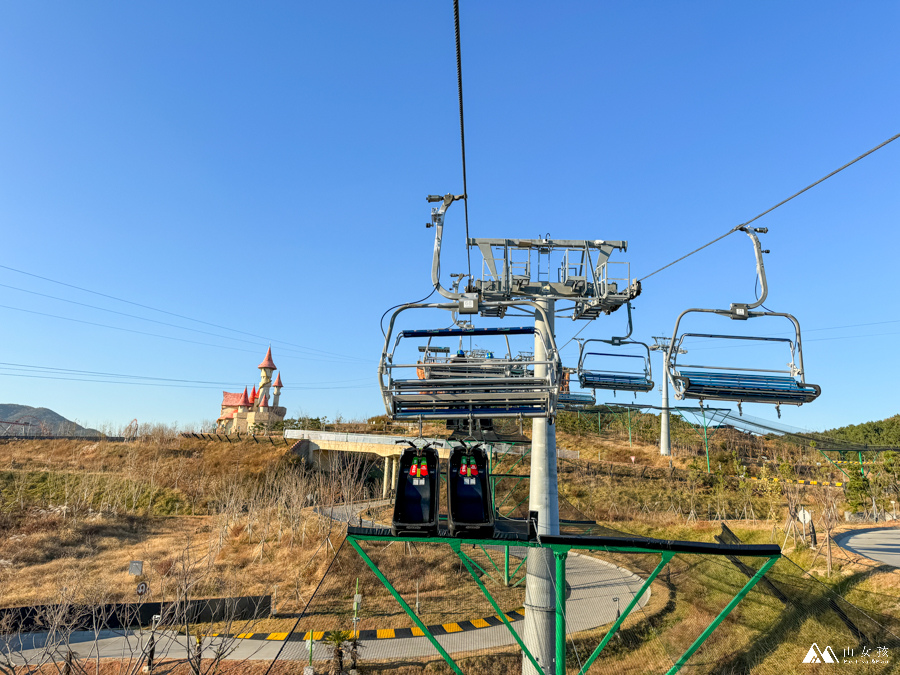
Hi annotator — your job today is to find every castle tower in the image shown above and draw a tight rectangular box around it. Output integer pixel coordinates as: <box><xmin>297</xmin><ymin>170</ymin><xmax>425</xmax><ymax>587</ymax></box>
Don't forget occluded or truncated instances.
<box><xmin>257</xmin><ymin>346</ymin><xmax>276</xmax><ymax>405</ymax></box>
<box><xmin>272</xmin><ymin>373</ymin><xmax>283</xmax><ymax>410</ymax></box>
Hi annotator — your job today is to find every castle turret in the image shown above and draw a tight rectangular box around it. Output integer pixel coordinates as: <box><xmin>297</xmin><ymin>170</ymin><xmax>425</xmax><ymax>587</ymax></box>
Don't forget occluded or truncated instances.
<box><xmin>237</xmin><ymin>387</ymin><xmax>250</xmax><ymax>413</ymax></box>
<box><xmin>272</xmin><ymin>373</ymin><xmax>283</xmax><ymax>409</ymax></box>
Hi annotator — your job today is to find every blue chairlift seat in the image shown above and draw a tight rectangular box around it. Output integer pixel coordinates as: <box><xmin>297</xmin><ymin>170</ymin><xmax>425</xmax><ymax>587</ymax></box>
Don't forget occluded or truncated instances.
<box><xmin>578</xmin><ymin>352</ymin><xmax>654</xmax><ymax>393</ymax></box>
<box><xmin>674</xmin><ymin>370</ymin><xmax>820</xmax><ymax>405</ymax></box>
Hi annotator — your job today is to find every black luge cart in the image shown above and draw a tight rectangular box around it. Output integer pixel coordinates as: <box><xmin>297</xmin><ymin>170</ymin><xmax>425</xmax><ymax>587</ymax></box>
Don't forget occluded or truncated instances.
<box><xmin>446</xmin><ymin>444</ymin><xmax>494</xmax><ymax>537</ymax></box>
<box><xmin>391</xmin><ymin>444</ymin><xmax>440</xmax><ymax>536</ymax></box>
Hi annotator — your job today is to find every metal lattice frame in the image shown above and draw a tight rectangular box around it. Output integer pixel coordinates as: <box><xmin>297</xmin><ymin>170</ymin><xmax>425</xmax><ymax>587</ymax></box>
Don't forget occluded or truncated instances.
<box><xmin>347</xmin><ymin>531</ymin><xmax>779</xmax><ymax>675</ymax></box>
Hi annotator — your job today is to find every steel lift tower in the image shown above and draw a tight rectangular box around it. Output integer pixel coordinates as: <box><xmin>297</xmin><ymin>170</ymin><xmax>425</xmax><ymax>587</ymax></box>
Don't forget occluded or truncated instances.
<box><xmin>649</xmin><ymin>337</ymin><xmax>686</xmax><ymax>457</ymax></box>
<box><xmin>421</xmin><ymin>194</ymin><xmax>640</xmax><ymax>673</ymax></box>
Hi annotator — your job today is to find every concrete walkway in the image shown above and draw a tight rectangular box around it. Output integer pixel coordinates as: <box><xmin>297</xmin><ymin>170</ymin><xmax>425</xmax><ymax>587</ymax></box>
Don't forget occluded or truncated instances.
<box><xmin>7</xmin><ymin>500</ymin><xmax>649</xmax><ymax>665</ymax></box>
<box><xmin>834</xmin><ymin>527</ymin><xmax>900</xmax><ymax>568</ymax></box>
<box><xmin>7</xmin><ymin>550</ymin><xmax>647</xmax><ymax>664</ymax></box>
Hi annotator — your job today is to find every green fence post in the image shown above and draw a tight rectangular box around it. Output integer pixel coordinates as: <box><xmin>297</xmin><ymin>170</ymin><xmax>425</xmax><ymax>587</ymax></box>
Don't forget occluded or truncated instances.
<box><xmin>555</xmin><ymin>550</ymin><xmax>568</xmax><ymax>675</ymax></box>
<box><xmin>578</xmin><ymin>552</ymin><xmax>673</xmax><ymax>675</ymax></box>
<box><xmin>348</xmin><ymin>538</ymin><xmax>464</xmax><ymax>675</ymax></box>
<box><xmin>702</xmin><ymin>406</ymin><xmax>710</xmax><ymax>473</ymax></box>
<box><xmin>627</xmin><ymin>408</ymin><xmax>633</xmax><ymax>448</ymax></box>
<box><xmin>664</xmin><ymin>556</ymin><xmax>779</xmax><ymax>675</ymax></box>
<box><xmin>505</xmin><ymin>546</ymin><xmax>510</xmax><ymax>586</ymax></box>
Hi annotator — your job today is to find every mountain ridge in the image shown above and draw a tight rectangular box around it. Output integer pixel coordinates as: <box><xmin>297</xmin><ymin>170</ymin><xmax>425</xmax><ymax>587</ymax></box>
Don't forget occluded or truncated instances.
<box><xmin>0</xmin><ymin>404</ymin><xmax>101</xmax><ymax>436</ymax></box>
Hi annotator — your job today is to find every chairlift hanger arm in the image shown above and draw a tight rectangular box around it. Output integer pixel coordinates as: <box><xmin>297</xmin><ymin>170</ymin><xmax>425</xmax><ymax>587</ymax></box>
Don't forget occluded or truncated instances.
<box><xmin>427</xmin><ymin>193</ymin><xmax>467</xmax><ymax>301</ymax></box>
<box><xmin>733</xmin><ymin>226</ymin><xmax>769</xmax><ymax>314</ymax></box>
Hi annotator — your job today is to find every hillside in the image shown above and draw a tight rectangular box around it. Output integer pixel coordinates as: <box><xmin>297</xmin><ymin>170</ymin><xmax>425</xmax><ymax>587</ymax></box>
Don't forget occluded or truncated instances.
<box><xmin>823</xmin><ymin>413</ymin><xmax>900</xmax><ymax>447</ymax></box>
<box><xmin>0</xmin><ymin>403</ymin><xmax>100</xmax><ymax>436</ymax></box>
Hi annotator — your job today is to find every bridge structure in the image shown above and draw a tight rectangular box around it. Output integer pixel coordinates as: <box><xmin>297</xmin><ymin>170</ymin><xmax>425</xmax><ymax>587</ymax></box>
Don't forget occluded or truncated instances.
<box><xmin>283</xmin><ymin>429</ymin><xmax>579</xmax><ymax>500</ymax></box>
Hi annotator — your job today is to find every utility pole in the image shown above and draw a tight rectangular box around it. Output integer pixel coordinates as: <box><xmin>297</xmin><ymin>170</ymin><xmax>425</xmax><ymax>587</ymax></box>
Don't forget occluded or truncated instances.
<box><xmin>522</xmin><ymin>298</ymin><xmax>559</xmax><ymax>675</ymax></box>
<box><xmin>649</xmin><ymin>337</ymin><xmax>686</xmax><ymax>457</ymax></box>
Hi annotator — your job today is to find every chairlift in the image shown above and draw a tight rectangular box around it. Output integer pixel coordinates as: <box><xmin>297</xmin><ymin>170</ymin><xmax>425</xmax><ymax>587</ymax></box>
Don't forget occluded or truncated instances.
<box><xmin>379</xmin><ymin>302</ymin><xmax>561</xmax><ymax>421</ymax></box>
<box><xmin>391</xmin><ymin>440</ymin><xmax>440</xmax><ymax>536</ymax></box>
<box><xmin>666</xmin><ymin>227</ymin><xmax>820</xmax><ymax>415</ymax></box>
<box><xmin>577</xmin><ymin>302</ymin><xmax>654</xmax><ymax>395</ymax></box>
<box><xmin>446</xmin><ymin>442</ymin><xmax>494</xmax><ymax>537</ymax></box>
<box><xmin>558</xmin><ymin>368</ymin><xmax>596</xmax><ymax>410</ymax></box>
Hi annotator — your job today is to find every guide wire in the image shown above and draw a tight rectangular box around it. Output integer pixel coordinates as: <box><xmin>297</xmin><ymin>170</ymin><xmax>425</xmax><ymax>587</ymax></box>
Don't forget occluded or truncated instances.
<box><xmin>639</xmin><ymin>131</ymin><xmax>900</xmax><ymax>282</ymax></box>
<box><xmin>453</xmin><ymin>0</ymin><xmax>472</xmax><ymax>289</ymax></box>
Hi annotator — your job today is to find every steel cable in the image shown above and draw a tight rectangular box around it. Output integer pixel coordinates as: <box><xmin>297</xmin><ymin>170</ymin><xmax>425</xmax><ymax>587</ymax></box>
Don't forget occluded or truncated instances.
<box><xmin>453</xmin><ymin>0</ymin><xmax>472</xmax><ymax>287</ymax></box>
<box><xmin>639</xmin><ymin>131</ymin><xmax>900</xmax><ymax>282</ymax></box>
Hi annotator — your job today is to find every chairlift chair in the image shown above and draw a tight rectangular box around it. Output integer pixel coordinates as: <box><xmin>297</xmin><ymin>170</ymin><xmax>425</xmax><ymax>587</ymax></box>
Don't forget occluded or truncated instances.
<box><xmin>391</xmin><ymin>441</ymin><xmax>440</xmax><ymax>536</ymax></box>
<box><xmin>576</xmin><ymin>302</ymin><xmax>655</xmax><ymax>395</ymax></box>
<box><xmin>666</xmin><ymin>227</ymin><xmax>821</xmax><ymax>414</ymax></box>
<box><xmin>446</xmin><ymin>442</ymin><xmax>494</xmax><ymax>537</ymax></box>
<box><xmin>379</xmin><ymin>303</ymin><xmax>561</xmax><ymax>421</ymax></box>
<box><xmin>558</xmin><ymin>369</ymin><xmax>596</xmax><ymax>410</ymax></box>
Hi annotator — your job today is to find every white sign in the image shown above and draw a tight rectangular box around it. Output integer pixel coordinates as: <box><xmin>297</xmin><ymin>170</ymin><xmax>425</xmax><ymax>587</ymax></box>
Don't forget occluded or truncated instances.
<box><xmin>798</xmin><ymin>508</ymin><xmax>811</xmax><ymax>525</ymax></box>
<box><xmin>136</xmin><ymin>582</ymin><xmax>148</xmax><ymax>597</ymax></box>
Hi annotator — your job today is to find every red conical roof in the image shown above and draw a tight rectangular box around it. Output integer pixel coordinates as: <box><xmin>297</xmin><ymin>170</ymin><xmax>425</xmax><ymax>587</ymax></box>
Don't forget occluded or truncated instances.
<box><xmin>258</xmin><ymin>346</ymin><xmax>276</xmax><ymax>370</ymax></box>
<box><xmin>238</xmin><ymin>387</ymin><xmax>250</xmax><ymax>407</ymax></box>
<box><xmin>250</xmin><ymin>384</ymin><xmax>258</xmax><ymax>403</ymax></box>
<box><xmin>273</xmin><ymin>373</ymin><xmax>283</xmax><ymax>388</ymax></box>
<box><xmin>259</xmin><ymin>393</ymin><xmax>269</xmax><ymax>408</ymax></box>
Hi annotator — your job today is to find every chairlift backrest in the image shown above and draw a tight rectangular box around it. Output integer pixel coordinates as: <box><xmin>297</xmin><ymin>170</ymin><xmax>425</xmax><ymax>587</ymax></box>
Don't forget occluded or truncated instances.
<box><xmin>379</xmin><ymin>303</ymin><xmax>561</xmax><ymax>421</ymax></box>
<box><xmin>577</xmin><ymin>339</ymin><xmax>654</xmax><ymax>393</ymax></box>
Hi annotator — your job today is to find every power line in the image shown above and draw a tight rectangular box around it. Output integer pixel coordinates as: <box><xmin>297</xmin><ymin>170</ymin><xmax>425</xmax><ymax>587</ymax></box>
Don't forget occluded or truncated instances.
<box><xmin>0</xmin><ymin>263</ymin><xmax>367</xmax><ymax>362</ymax></box>
<box><xmin>639</xmin><ymin>131</ymin><xmax>900</xmax><ymax>282</ymax></box>
<box><xmin>0</xmin><ymin>361</ymin><xmax>372</xmax><ymax>387</ymax></box>
<box><xmin>0</xmin><ymin>371</ymin><xmax>373</xmax><ymax>390</ymax></box>
<box><xmin>0</xmin><ymin>303</ymin><xmax>373</xmax><ymax>364</ymax></box>
<box><xmin>0</xmin><ymin>282</ymin><xmax>369</xmax><ymax>364</ymax></box>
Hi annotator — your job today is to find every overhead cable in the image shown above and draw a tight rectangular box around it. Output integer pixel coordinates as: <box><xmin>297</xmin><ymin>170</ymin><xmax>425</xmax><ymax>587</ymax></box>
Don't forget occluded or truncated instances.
<box><xmin>0</xmin><ymin>282</ymin><xmax>369</xmax><ymax>364</ymax></box>
<box><xmin>0</xmin><ymin>303</ymin><xmax>374</xmax><ymax>364</ymax></box>
<box><xmin>0</xmin><ymin>361</ymin><xmax>371</xmax><ymax>387</ymax></box>
<box><xmin>453</xmin><ymin>0</ymin><xmax>472</xmax><ymax>286</ymax></box>
<box><xmin>0</xmin><ymin>263</ymin><xmax>364</xmax><ymax>362</ymax></box>
<box><xmin>639</xmin><ymin>131</ymin><xmax>900</xmax><ymax>282</ymax></box>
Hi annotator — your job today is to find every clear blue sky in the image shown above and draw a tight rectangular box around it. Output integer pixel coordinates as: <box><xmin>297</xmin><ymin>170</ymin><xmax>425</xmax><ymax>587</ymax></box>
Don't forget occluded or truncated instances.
<box><xmin>1</xmin><ymin>2</ymin><xmax>897</xmax><ymax>432</ymax></box>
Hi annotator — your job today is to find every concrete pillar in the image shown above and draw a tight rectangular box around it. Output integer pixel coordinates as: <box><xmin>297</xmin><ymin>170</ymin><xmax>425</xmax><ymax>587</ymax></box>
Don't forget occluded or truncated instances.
<box><xmin>522</xmin><ymin>298</ymin><xmax>559</xmax><ymax>675</ymax></box>
<box><xmin>382</xmin><ymin>455</ymin><xmax>391</xmax><ymax>499</ymax></box>
<box><xmin>391</xmin><ymin>455</ymin><xmax>400</xmax><ymax>503</ymax></box>
<box><xmin>660</xmin><ymin>367</ymin><xmax>671</xmax><ymax>456</ymax></box>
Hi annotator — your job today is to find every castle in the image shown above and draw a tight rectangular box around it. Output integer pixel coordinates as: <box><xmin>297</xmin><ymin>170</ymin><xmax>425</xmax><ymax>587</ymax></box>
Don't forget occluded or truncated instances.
<box><xmin>216</xmin><ymin>347</ymin><xmax>287</xmax><ymax>434</ymax></box>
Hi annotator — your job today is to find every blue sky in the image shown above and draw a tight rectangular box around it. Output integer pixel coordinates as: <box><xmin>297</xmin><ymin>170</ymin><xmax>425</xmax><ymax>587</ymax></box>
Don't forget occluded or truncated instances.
<box><xmin>0</xmin><ymin>2</ymin><xmax>897</xmax><ymax>432</ymax></box>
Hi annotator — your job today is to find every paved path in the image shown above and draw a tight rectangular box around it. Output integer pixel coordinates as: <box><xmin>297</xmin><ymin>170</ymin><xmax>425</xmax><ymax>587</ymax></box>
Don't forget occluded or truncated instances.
<box><xmin>8</xmin><ymin>500</ymin><xmax>649</xmax><ymax>664</ymax></box>
<box><xmin>834</xmin><ymin>527</ymin><xmax>900</xmax><ymax>568</ymax></box>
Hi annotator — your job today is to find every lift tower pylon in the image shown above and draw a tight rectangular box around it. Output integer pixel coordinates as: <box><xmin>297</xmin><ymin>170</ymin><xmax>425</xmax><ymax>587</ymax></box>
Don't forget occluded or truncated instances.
<box><xmin>419</xmin><ymin>196</ymin><xmax>640</xmax><ymax>673</ymax></box>
<box><xmin>521</xmin><ymin>297</ymin><xmax>559</xmax><ymax>674</ymax></box>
